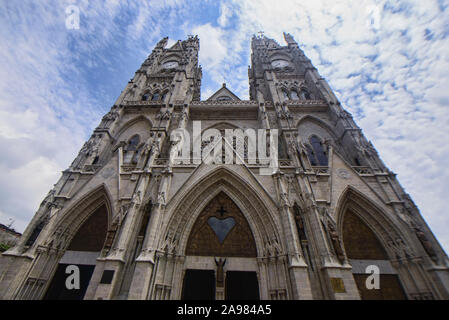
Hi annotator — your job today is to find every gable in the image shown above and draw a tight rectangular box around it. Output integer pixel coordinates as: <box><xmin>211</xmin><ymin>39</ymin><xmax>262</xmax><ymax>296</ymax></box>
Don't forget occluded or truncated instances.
<box><xmin>207</xmin><ymin>83</ymin><xmax>241</xmax><ymax>102</ymax></box>
<box><xmin>169</xmin><ymin>40</ymin><xmax>184</xmax><ymax>51</ymax></box>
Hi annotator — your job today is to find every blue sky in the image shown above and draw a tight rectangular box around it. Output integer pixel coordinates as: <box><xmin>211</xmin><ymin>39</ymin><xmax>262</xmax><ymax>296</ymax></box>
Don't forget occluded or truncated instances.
<box><xmin>0</xmin><ymin>0</ymin><xmax>448</xmax><ymax>252</ymax></box>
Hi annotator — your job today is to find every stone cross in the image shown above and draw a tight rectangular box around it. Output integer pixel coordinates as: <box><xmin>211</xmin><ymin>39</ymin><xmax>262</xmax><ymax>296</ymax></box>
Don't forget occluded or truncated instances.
<box><xmin>216</xmin><ymin>206</ymin><xmax>227</xmax><ymax>217</ymax></box>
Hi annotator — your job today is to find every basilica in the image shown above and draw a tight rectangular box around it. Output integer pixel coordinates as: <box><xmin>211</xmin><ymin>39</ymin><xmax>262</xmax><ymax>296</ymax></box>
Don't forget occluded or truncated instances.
<box><xmin>0</xmin><ymin>33</ymin><xmax>448</xmax><ymax>300</ymax></box>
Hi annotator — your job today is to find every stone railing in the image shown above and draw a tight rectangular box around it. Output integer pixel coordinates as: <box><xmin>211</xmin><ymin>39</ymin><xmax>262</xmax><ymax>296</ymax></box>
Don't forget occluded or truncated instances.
<box><xmin>285</xmin><ymin>99</ymin><xmax>327</xmax><ymax>106</ymax></box>
<box><xmin>148</xmin><ymin>157</ymin><xmax>294</xmax><ymax>168</ymax></box>
<box><xmin>123</xmin><ymin>100</ymin><xmax>165</xmax><ymax>107</ymax></box>
<box><xmin>191</xmin><ymin>100</ymin><xmax>258</xmax><ymax>106</ymax></box>
<box><xmin>312</xmin><ymin>166</ymin><xmax>330</xmax><ymax>175</ymax></box>
<box><xmin>121</xmin><ymin>164</ymin><xmax>137</xmax><ymax>173</ymax></box>
<box><xmin>352</xmin><ymin>166</ymin><xmax>374</xmax><ymax>175</ymax></box>
<box><xmin>279</xmin><ymin>159</ymin><xmax>294</xmax><ymax>167</ymax></box>
<box><xmin>154</xmin><ymin>158</ymin><xmax>169</xmax><ymax>167</ymax></box>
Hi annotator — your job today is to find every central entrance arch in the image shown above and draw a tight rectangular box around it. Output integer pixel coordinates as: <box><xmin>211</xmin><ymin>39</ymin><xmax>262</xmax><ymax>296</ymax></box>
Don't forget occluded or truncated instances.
<box><xmin>162</xmin><ymin>167</ymin><xmax>284</xmax><ymax>300</ymax></box>
<box><xmin>182</xmin><ymin>192</ymin><xmax>259</xmax><ymax>299</ymax></box>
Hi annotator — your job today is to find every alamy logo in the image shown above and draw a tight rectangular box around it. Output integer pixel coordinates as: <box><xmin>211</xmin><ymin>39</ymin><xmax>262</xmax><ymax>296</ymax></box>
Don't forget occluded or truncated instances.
<box><xmin>169</xmin><ymin>121</ymin><xmax>279</xmax><ymax>175</ymax></box>
<box><xmin>365</xmin><ymin>265</ymin><xmax>380</xmax><ymax>290</ymax></box>
<box><xmin>65</xmin><ymin>265</ymin><xmax>80</xmax><ymax>290</ymax></box>
<box><xmin>65</xmin><ymin>5</ymin><xmax>80</xmax><ymax>30</ymax></box>
<box><xmin>366</xmin><ymin>5</ymin><xmax>381</xmax><ymax>31</ymax></box>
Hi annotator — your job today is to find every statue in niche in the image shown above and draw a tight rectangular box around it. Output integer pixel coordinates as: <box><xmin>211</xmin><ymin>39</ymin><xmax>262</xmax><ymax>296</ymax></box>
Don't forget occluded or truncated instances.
<box><xmin>102</xmin><ymin>202</ymin><xmax>131</xmax><ymax>255</ymax></box>
<box><xmin>124</xmin><ymin>84</ymin><xmax>138</xmax><ymax>101</ymax></box>
<box><xmin>157</xmin><ymin>192</ymin><xmax>166</xmax><ymax>205</ymax></box>
<box><xmin>414</xmin><ymin>226</ymin><xmax>438</xmax><ymax>261</ymax></box>
<box><xmin>161</xmin><ymin>233</ymin><xmax>177</xmax><ymax>254</ymax></box>
<box><xmin>45</xmin><ymin>227</ymin><xmax>69</xmax><ymax>251</ymax></box>
<box><xmin>99</xmin><ymin>107</ymin><xmax>119</xmax><ymax>129</ymax></box>
<box><xmin>103</xmin><ymin>217</ymin><xmax>119</xmax><ymax>255</ymax></box>
<box><xmin>131</xmin><ymin>191</ymin><xmax>142</xmax><ymax>207</ymax></box>
<box><xmin>280</xmin><ymin>191</ymin><xmax>290</xmax><ymax>207</ymax></box>
<box><xmin>169</xmin><ymin>137</ymin><xmax>181</xmax><ymax>164</ymax></box>
<box><xmin>118</xmin><ymin>203</ymin><xmax>131</xmax><ymax>224</ymax></box>
<box><xmin>293</xmin><ymin>208</ymin><xmax>307</xmax><ymax>241</ymax></box>
<box><xmin>215</xmin><ymin>258</ymin><xmax>226</xmax><ymax>288</ymax></box>
<box><xmin>264</xmin><ymin>237</ymin><xmax>282</xmax><ymax>257</ymax></box>
<box><xmin>264</xmin><ymin>238</ymin><xmax>275</xmax><ymax>257</ymax></box>
<box><xmin>70</xmin><ymin>141</ymin><xmax>90</xmax><ymax>170</ymax></box>
<box><xmin>42</xmin><ymin>189</ymin><xmax>56</xmax><ymax>207</ymax></box>
<box><xmin>327</xmin><ymin>221</ymin><xmax>345</xmax><ymax>263</ymax></box>
<box><xmin>142</xmin><ymin>140</ymin><xmax>160</xmax><ymax>161</ymax></box>
<box><xmin>287</xmin><ymin>140</ymin><xmax>296</xmax><ymax>154</ymax></box>
<box><xmin>86</xmin><ymin>138</ymin><xmax>100</xmax><ymax>165</ymax></box>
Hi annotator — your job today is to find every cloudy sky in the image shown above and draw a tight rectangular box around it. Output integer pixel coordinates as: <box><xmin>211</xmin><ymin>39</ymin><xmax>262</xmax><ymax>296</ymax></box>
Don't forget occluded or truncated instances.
<box><xmin>0</xmin><ymin>0</ymin><xmax>448</xmax><ymax>252</ymax></box>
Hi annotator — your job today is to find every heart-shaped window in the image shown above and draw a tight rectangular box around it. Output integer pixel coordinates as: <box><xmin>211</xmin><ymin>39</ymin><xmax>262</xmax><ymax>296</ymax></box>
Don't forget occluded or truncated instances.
<box><xmin>207</xmin><ymin>217</ymin><xmax>236</xmax><ymax>244</ymax></box>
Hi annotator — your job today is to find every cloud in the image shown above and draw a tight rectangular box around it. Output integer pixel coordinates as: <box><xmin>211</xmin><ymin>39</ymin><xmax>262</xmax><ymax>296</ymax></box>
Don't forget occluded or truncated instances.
<box><xmin>192</xmin><ymin>23</ymin><xmax>228</xmax><ymax>69</ymax></box>
<box><xmin>218</xmin><ymin>2</ymin><xmax>232</xmax><ymax>27</ymax></box>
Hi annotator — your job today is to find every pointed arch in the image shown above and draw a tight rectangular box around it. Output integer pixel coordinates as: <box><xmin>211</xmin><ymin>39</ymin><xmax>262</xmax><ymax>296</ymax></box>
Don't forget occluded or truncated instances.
<box><xmin>161</xmin><ymin>53</ymin><xmax>182</xmax><ymax>63</ymax></box>
<box><xmin>335</xmin><ymin>186</ymin><xmax>411</xmax><ymax>259</ymax></box>
<box><xmin>39</xmin><ymin>185</ymin><xmax>113</xmax><ymax>300</ymax></box>
<box><xmin>163</xmin><ymin>166</ymin><xmax>282</xmax><ymax>258</ymax></box>
<box><xmin>51</xmin><ymin>184</ymin><xmax>113</xmax><ymax>244</ymax></box>
<box><xmin>296</xmin><ymin>115</ymin><xmax>338</xmax><ymax>140</ymax></box>
<box><xmin>268</xmin><ymin>51</ymin><xmax>291</xmax><ymax>61</ymax></box>
<box><xmin>335</xmin><ymin>186</ymin><xmax>410</xmax><ymax>299</ymax></box>
<box><xmin>114</xmin><ymin>115</ymin><xmax>153</xmax><ymax>141</ymax></box>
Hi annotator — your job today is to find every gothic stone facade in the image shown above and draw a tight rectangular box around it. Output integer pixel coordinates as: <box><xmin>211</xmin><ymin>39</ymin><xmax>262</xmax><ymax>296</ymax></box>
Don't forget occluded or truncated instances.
<box><xmin>1</xmin><ymin>34</ymin><xmax>448</xmax><ymax>300</ymax></box>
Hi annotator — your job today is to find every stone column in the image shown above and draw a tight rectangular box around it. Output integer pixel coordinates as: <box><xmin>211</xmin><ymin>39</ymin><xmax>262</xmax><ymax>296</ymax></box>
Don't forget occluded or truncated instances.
<box><xmin>128</xmin><ymin>170</ymin><xmax>170</xmax><ymax>300</ymax></box>
<box><xmin>273</xmin><ymin>171</ymin><xmax>313</xmax><ymax>299</ymax></box>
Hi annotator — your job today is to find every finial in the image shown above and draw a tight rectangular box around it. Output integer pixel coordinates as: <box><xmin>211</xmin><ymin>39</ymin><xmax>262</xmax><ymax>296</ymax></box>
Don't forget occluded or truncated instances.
<box><xmin>156</xmin><ymin>36</ymin><xmax>168</xmax><ymax>48</ymax></box>
<box><xmin>283</xmin><ymin>32</ymin><xmax>296</xmax><ymax>45</ymax></box>
<box><xmin>222</xmin><ymin>83</ymin><xmax>226</xmax><ymax>87</ymax></box>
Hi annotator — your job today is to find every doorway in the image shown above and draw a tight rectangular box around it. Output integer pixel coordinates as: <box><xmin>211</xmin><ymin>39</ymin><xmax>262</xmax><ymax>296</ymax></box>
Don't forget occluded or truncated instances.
<box><xmin>43</xmin><ymin>264</ymin><xmax>95</xmax><ymax>300</ymax></box>
<box><xmin>42</xmin><ymin>204</ymin><xmax>108</xmax><ymax>300</ymax></box>
<box><xmin>182</xmin><ymin>269</ymin><xmax>216</xmax><ymax>300</ymax></box>
<box><xmin>225</xmin><ymin>271</ymin><xmax>260</xmax><ymax>300</ymax></box>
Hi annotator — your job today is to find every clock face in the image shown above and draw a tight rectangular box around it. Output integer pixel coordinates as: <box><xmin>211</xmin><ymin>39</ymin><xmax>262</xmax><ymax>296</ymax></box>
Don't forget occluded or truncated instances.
<box><xmin>163</xmin><ymin>61</ymin><xmax>178</xmax><ymax>69</ymax></box>
<box><xmin>271</xmin><ymin>59</ymin><xmax>289</xmax><ymax>68</ymax></box>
